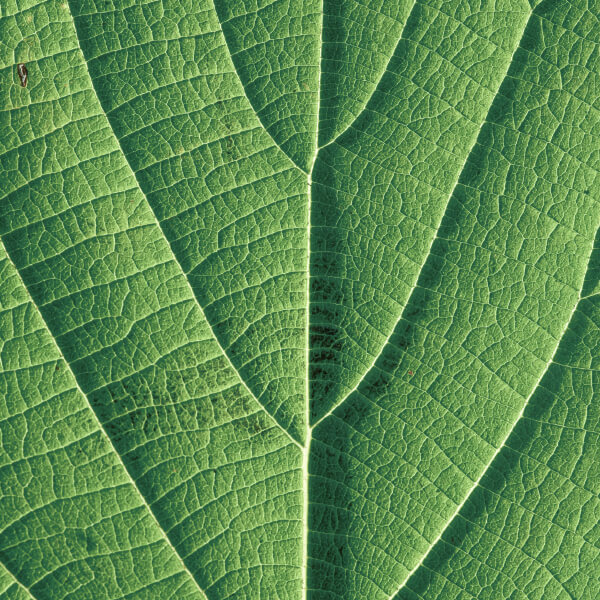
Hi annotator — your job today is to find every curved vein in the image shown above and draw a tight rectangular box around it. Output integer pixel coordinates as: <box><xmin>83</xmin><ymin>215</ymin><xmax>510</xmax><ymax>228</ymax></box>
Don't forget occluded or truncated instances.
<box><xmin>389</xmin><ymin>287</ymin><xmax>596</xmax><ymax>599</ymax></box>
<box><xmin>0</xmin><ymin>238</ymin><xmax>209</xmax><ymax>600</ymax></box>
<box><xmin>316</xmin><ymin>0</ymin><xmax>418</xmax><ymax>151</ymax></box>
<box><xmin>209</xmin><ymin>0</ymin><xmax>309</xmax><ymax>173</ymax></box>
<box><xmin>0</xmin><ymin>561</ymin><xmax>37</xmax><ymax>600</ymax></box>
<box><xmin>312</xmin><ymin>3</ymin><xmax>535</xmax><ymax>429</ymax></box>
<box><xmin>65</xmin><ymin>1</ymin><xmax>301</xmax><ymax>451</ymax></box>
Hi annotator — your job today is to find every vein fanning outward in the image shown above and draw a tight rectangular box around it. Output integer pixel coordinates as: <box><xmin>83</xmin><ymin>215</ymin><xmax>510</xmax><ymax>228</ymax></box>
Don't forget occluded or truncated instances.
<box><xmin>310</xmin><ymin>1</ymin><xmax>600</xmax><ymax>598</ymax></box>
<box><xmin>1</xmin><ymin>2</ymin><xmax>303</xmax><ymax>599</ymax></box>
<box><xmin>70</xmin><ymin>0</ymin><xmax>312</xmax><ymax>444</ymax></box>
<box><xmin>2</xmin><ymin>0</ymin><xmax>600</xmax><ymax>599</ymax></box>
<box><xmin>308</xmin><ymin>0</ymin><xmax>534</xmax><ymax>424</ymax></box>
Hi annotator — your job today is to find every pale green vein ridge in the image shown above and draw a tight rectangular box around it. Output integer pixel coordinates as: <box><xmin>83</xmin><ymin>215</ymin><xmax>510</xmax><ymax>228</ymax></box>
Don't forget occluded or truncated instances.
<box><xmin>210</xmin><ymin>0</ymin><xmax>310</xmax><ymax>175</ymax></box>
<box><xmin>64</xmin><ymin>0</ymin><xmax>302</xmax><ymax>450</ymax></box>
<box><xmin>0</xmin><ymin>236</ymin><xmax>210</xmax><ymax>600</ymax></box>
<box><xmin>312</xmin><ymin>2</ymin><xmax>534</xmax><ymax>429</ymax></box>
<box><xmin>390</xmin><ymin>286</ymin><xmax>595</xmax><ymax>599</ymax></box>
<box><xmin>0</xmin><ymin>562</ymin><xmax>36</xmax><ymax>600</ymax></box>
<box><xmin>317</xmin><ymin>0</ymin><xmax>418</xmax><ymax>151</ymax></box>
<box><xmin>309</xmin><ymin>0</ymin><xmax>534</xmax><ymax>423</ymax></box>
<box><xmin>68</xmin><ymin>0</ymin><xmax>309</xmax><ymax>442</ymax></box>
<box><xmin>302</xmin><ymin>0</ymin><xmax>324</xmax><ymax>589</ymax></box>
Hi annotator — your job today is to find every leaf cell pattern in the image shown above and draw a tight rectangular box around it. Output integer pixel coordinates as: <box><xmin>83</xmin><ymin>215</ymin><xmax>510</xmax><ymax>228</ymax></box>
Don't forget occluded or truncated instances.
<box><xmin>1</xmin><ymin>1</ymin><xmax>600</xmax><ymax>599</ymax></box>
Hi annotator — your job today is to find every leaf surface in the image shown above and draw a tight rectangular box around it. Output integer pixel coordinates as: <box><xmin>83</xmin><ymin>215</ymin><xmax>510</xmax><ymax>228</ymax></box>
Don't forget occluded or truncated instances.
<box><xmin>1</xmin><ymin>1</ymin><xmax>600</xmax><ymax>599</ymax></box>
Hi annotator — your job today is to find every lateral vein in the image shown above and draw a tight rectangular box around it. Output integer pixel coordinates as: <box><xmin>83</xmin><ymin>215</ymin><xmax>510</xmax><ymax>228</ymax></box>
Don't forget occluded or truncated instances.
<box><xmin>0</xmin><ymin>560</ymin><xmax>38</xmax><ymax>600</ymax></box>
<box><xmin>316</xmin><ymin>0</ymin><xmax>418</xmax><ymax>151</ymax></box>
<box><xmin>65</xmin><ymin>1</ymin><xmax>302</xmax><ymax>451</ymax></box>
<box><xmin>209</xmin><ymin>0</ymin><xmax>309</xmax><ymax>174</ymax></box>
<box><xmin>0</xmin><ymin>237</ymin><xmax>210</xmax><ymax>600</ymax></box>
<box><xmin>389</xmin><ymin>283</ymin><xmax>594</xmax><ymax>599</ymax></box>
<box><xmin>312</xmin><ymin>4</ymin><xmax>535</xmax><ymax>430</ymax></box>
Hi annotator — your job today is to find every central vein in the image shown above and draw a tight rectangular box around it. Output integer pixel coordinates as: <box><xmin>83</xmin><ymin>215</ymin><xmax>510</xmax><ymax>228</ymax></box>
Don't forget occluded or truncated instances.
<box><xmin>303</xmin><ymin>0</ymin><xmax>324</xmax><ymax>586</ymax></box>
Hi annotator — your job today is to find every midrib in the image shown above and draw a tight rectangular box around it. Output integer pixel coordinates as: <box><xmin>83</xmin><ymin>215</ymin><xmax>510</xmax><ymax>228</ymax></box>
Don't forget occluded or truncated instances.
<box><xmin>304</xmin><ymin>4</ymin><xmax>542</xmax><ymax>599</ymax></box>
<box><xmin>66</xmin><ymin>2</ymin><xmax>313</xmax><ymax>598</ymax></box>
<box><xmin>302</xmin><ymin>0</ymin><xmax>324</xmax><ymax>590</ymax></box>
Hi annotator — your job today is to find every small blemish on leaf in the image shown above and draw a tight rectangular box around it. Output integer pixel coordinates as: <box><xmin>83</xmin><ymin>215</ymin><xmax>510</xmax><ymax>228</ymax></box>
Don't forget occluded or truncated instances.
<box><xmin>17</xmin><ymin>63</ymin><xmax>28</xmax><ymax>87</ymax></box>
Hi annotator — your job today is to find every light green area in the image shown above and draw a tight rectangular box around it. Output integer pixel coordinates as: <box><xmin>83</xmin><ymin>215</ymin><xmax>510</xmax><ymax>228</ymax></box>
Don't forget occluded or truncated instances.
<box><xmin>398</xmin><ymin>295</ymin><xmax>600</xmax><ymax>600</ymax></box>
<box><xmin>1</xmin><ymin>1</ymin><xmax>600</xmax><ymax>599</ymax></box>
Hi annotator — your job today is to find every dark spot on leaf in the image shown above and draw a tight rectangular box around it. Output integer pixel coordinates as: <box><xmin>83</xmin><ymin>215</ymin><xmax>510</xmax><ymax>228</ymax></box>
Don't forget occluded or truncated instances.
<box><xmin>238</xmin><ymin>414</ymin><xmax>269</xmax><ymax>435</ymax></box>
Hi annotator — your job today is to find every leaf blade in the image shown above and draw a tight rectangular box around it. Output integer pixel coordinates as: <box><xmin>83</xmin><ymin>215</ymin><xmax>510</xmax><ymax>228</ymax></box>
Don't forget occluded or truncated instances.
<box><xmin>0</xmin><ymin>562</ymin><xmax>36</xmax><ymax>600</ymax></box>
<box><xmin>2</xmin><ymin>1</ymin><xmax>600</xmax><ymax>599</ymax></box>
<box><xmin>318</xmin><ymin>0</ymin><xmax>416</xmax><ymax>146</ymax></box>
<box><xmin>69</xmin><ymin>0</ymin><xmax>310</xmax><ymax>442</ymax></box>
<box><xmin>309</xmin><ymin>2</ymin><xmax>600</xmax><ymax>597</ymax></box>
<box><xmin>398</xmin><ymin>292</ymin><xmax>600</xmax><ymax>600</ymax></box>
<box><xmin>309</xmin><ymin>0</ymin><xmax>533</xmax><ymax>423</ymax></box>
<box><xmin>213</xmin><ymin>0</ymin><xmax>321</xmax><ymax>171</ymax></box>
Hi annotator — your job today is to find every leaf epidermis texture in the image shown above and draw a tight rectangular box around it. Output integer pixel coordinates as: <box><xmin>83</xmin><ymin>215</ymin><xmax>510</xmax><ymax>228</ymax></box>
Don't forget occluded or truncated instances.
<box><xmin>2</xmin><ymin>1</ymin><xmax>600</xmax><ymax>599</ymax></box>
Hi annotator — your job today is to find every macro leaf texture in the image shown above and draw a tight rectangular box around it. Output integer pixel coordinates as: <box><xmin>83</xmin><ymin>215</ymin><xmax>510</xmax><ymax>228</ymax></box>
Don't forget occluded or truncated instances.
<box><xmin>2</xmin><ymin>0</ymin><xmax>600</xmax><ymax>598</ymax></box>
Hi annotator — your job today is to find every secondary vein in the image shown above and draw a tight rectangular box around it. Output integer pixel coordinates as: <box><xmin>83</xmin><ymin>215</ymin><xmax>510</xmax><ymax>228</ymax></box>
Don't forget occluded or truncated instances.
<box><xmin>389</xmin><ymin>285</ymin><xmax>595</xmax><ymax>600</ymax></box>
<box><xmin>316</xmin><ymin>0</ymin><xmax>418</xmax><ymax>152</ymax></box>
<box><xmin>0</xmin><ymin>237</ymin><xmax>210</xmax><ymax>600</ymax></box>
<box><xmin>65</xmin><ymin>1</ymin><xmax>303</xmax><ymax>451</ymax></box>
<box><xmin>0</xmin><ymin>560</ymin><xmax>38</xmax><ymax>600</ymax></box>
<box><xmin>312</xmin><ymin>3</ymin><xmax>535</xmax><ymax>431</ymax></box>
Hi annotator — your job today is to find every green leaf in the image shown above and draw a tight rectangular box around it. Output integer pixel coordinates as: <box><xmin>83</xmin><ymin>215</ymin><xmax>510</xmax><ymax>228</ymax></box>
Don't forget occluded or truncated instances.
<box><xmin>1</xmin><ymin>1</ymin><xmax>600</xmax><ymax>599</ymax></box>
